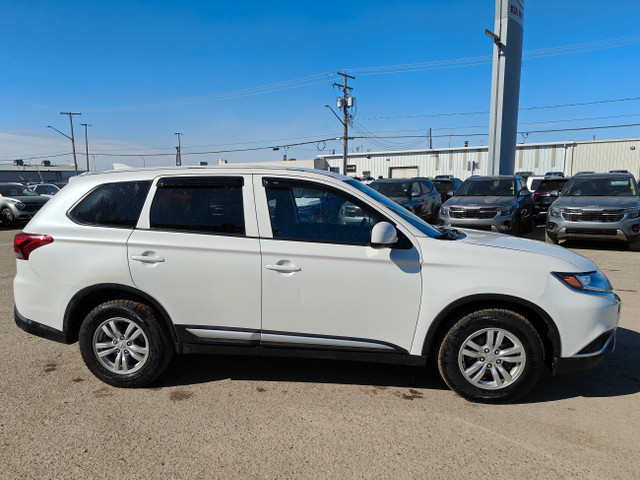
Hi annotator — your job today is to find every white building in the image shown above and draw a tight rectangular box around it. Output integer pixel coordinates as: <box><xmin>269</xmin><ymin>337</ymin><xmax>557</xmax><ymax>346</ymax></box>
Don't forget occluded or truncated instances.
<box><xmin>318</xmin><ymin>137</ymin><xmax>640</xmax><ymax>180</ymax></box>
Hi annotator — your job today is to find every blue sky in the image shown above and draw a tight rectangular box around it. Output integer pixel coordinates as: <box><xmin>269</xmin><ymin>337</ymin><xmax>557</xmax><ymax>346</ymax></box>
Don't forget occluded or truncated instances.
<box><xmin>1</xmin><ymin>0</ymin><xmax>639</xmax><ymax>171</ymax></box>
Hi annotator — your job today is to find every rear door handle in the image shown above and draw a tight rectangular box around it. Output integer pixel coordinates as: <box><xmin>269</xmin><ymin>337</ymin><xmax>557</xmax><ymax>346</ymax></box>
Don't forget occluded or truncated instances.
<box><xmin>265</xmin><ymin>264</ymin><xmax>301</xmax><ymax>273</ymax></box>
<box><xmin>131</xmin><ymin>254</ymin><xmax>165</xmax><ymax>264</ymax></box>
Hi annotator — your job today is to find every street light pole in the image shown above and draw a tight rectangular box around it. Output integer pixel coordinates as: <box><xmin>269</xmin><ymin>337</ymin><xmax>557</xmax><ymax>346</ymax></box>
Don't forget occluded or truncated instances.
<box><xmin>80</xmin><ymin>123</ymin><xmax>92</xmax><ymax>172</ymax></box>
<box><xmin>60</xmin><ymin>112</ymin><xmax>81</xmax><ymax>174</ymax></box>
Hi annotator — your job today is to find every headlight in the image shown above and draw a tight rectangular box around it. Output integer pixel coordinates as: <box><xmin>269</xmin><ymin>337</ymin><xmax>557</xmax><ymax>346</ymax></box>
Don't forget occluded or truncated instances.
<box><xmin>549</xmin><ymin>207</ymin><xmax>561</xmax><ymax>218</ymax></box>
<box><xmin>622</xmin><ymin>207</ymin><xmax>640</xmax><ymax>219</ymax></box>
<box><xmin>15</xmin><ymin>202</ymin><xmax>26</xmax><ymax>211</ymax></box>
<box><xmin>553</xmin><ymin>271</ymin><xmax>613</xmax><ymax>294</ymax></box>
<box><xmin>440</xmin><ymin>206</ymin><xmax>449</xmax><ymax>216</ymax></box>
<box><xmin>497</xmin><ymin>205</ymin><xmax>516</xmax><ymax>216</ymax></box>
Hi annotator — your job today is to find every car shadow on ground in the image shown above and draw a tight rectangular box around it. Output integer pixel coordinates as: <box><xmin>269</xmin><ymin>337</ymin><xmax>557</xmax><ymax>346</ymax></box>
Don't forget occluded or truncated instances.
<box><xmin>517</xmin><ymin>326</ymin><xmax>640</xmax><ymax>404</ymax></box>
<box><xmin>158</xmin><ymin>354</ymin><xmax>448</xmax><ymax>391</ymax></box>
<box><xmin>157</xmin><ymin>328</ymin><xmax>639</xmax><ymax>403</ymax></box>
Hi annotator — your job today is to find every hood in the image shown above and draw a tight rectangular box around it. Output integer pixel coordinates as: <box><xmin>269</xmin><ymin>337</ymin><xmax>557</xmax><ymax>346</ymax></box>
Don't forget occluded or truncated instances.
<box><xmin>444</xmin><ymin>195</ymin><xmax>517</xmax><ymax>208</ymax></box>
<box><xmin>553</xmin><ymin>195</ymin><xmax>640</xmax><ymax>209</ymax></box>
<box><xmin>4</xmin><ymin>195</ymin><xmax>49</xmax><ymax>205</ymax></box>
<box><xmin>448</xmin><ymin>228</ymin><xmax>596</xmax><ymax>271</ymax></box>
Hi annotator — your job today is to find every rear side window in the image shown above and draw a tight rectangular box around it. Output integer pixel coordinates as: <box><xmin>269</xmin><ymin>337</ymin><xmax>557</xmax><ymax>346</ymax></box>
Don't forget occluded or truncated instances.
<box><xmin>70</xmin><ymin>181</ymin><xmax>151</xmax><ymax>227</ymax></box>
<box><xmin>150</xmin><ymin>176</ymin><xmax>245</xmax><ymax>235</ymax></box>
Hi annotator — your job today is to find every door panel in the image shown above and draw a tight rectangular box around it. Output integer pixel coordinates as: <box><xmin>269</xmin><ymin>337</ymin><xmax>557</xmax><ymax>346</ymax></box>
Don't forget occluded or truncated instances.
<box><xmin>256</xmin><ymin>176</ymin><xmax>422</xmax><ymax>352</ymax></box>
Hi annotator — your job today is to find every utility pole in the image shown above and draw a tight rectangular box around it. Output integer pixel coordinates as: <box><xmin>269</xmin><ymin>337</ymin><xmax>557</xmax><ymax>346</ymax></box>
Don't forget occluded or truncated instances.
<box><xmin>175</xmin><ymin>132</ymin><xmax>183</xmax><ymax>166</ymax></box>
<box><xmin>80</xmin><ymin>123</ymin><xmax>92</xmax><ymax>172</ymax></box>
<box><xmin>333</xmin><ymin>71</ymin><xmax>355</xmax><ymax>176</ymax></box>
<box><xmin>60</xmin><ymin>112</ymin><xmax>81</xmax><ymax>174</ymax></box>
<box><xmin>429</xmin><ymin>128</ymin><xmax>433</xmax><ymax>149</ymax></box>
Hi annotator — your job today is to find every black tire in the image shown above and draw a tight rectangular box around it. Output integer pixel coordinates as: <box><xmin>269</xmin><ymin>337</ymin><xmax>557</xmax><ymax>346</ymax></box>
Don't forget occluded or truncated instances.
<box><xmin>545</xmin><ymin>231</ymin><xmax>559</xmax><ymax>244</ymax></box>
<box><xmin>1</xmin><ymin>207</ymin><xmax>16</xmax><ymax>228</ymax></box>
<box><xmin>629</xmin><ymin>237</ymin><xmax>640</xmax><ymax>252</ymax></box>
<box><xmin>508</xmin><ymin>216</ymin><xmax>519</xmax><ymax>235</ymax></box>
<box><xmin>437</xmin><ymin>309</ymin><xmax>544</xmax><ymax>403</ymax></box>
<box><xmin>429</xmin><ymin>205</ymin><xmax>441</xmax><ymax>224</ymax></box>
<box><xmin>79</xmin><ymin>300</ymin><xmax>174</xmax><ymax>388</ymax></box>
<box><xmin>521</xmin><ymin>209</ymin><xmax>533</xmax><ymax>234</ymax></box>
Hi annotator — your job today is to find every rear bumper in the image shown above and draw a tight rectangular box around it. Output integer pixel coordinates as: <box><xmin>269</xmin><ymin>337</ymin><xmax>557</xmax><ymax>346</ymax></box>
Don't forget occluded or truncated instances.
<box><xmin>14</xmin><ymin>306</ymin><xmax>73</xmax><ymax>344</ymax></box>
<box><xmin>553</xmin><ymin>329</ymin><xmax>616</xmax><ymax>375</ymax></box>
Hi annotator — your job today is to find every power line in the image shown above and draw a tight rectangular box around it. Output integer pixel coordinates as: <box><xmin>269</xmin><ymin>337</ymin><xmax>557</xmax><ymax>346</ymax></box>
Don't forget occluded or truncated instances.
<box><xmin>358</xmin><ymin>97</ymin><xmax>640</xmax><ymax>120</ymax></box>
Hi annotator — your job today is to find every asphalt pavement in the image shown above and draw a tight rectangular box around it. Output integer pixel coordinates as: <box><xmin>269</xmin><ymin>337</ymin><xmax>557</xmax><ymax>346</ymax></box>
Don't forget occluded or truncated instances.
<box><xmin>0</xmin><ymin>227</ymin><xmax>638</xmax><ymax>479</ymax></box>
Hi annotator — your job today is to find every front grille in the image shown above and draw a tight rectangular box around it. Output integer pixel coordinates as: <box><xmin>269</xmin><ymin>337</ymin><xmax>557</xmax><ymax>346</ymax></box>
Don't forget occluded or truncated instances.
<box><xmin>565</xmin><ymin>228</ymin><xmax>617</xmax><ymax>236</ymax></box>
<box><xmin>562</xmin><ymin>209</ymin><xmax>624</xmax><ymax>223</ymax></box>
<box><xmin>449</xmin><ymin>207</ymin><xmax>497</xmax><ymax>219</ymax></box>
<box><xmin>20</xmin><ymin>204</ymin><xmax>43</xmax><ymax>213</ymax></box>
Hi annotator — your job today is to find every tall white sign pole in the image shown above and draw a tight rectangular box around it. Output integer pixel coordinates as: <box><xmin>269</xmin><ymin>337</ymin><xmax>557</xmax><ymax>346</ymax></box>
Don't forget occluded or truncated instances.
<box><xmin>487</xmin><ymin>0</ymin><xmax>524</xmax><ymax>175</ymax></box>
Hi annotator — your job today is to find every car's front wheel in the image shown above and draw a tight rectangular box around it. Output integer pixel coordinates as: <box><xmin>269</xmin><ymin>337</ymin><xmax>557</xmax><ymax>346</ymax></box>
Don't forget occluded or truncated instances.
<box><xmin>1</xmin><ymin>207</ymin><xmax>16</xmax><ymax>228</ymax></box>
<box><xmin>79</xmin><ymin>300</ymin><xmax>174</xmax><ymax>387</ymax></box>
<box><xmin>545</xmin><ymin>231</ymin><xmax>559</xmax><ymax>244</ymax></box>
<box><xmin>438</xmin><ymin>309</ymin><xmax>545</xmax><ymax>403</ymax></box>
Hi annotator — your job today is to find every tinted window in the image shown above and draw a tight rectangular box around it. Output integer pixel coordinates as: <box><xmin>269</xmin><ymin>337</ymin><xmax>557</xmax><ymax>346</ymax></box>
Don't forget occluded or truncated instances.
<box><xmin>150</xmin><ymin>177</ymin><xmax>245</xmax><ymax>235</ymax></box>
<box><xmin>370</xmin><ymin>181</ymin><xmax>412</xmax><ymax>197</ymax></box>
<box><xmin>265</xmin><ymin>179</ymin><xmax>382</xmax><ymax>245</ymax></box>
<box><xmin>563</xmin><ymin>177</ymin><xmax>638</xmax><ymax>197</ymax></box>
<box><xmin>419</xmin><ymin>179</ymin><xmax>435</xmax><ymax>192</ymax></box>
<box><xmin>535</xmin><ymin>179</ymin><xmax>568</xmax><ymax>193</ymax></box>
<box><xmin>456</xmin><ymin>179</ymin><xmax>515</xmax><ymax>196</ymax></box>
<box><xmin>0</xmin><ymin>184</ymin><xmax>40</xmax><ymax>196</ymax></box>
<box><xmin>70</xmin><ymin>181</ymin><xmax>151</xmax><ymax>227</ymax></box>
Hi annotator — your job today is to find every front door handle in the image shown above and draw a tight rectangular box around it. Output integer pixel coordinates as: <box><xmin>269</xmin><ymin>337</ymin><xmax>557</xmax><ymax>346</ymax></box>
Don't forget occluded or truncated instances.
<box><xmin>131</xmin><ymin>253</ymin><xmax>165</xmax><ymax>264</ymax></box>
<box><xmin>265</xmin><ymin>264</ymin><xmax>301</xmax><ymax>273</ymax></box>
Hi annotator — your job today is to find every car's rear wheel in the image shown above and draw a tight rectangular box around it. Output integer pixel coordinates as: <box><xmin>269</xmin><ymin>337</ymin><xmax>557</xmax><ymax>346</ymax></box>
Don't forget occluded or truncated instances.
<box><xmin>438</xmin><ymin>309</ymin><xmax>544</xmax><ymax>403</ymax></box>
<box><xmin>1</xmin><ymin>207</ymin><xmax>16</xmax><ymax>228</ymax></box>
<box><xmin>79</xmin><ymin>300</ymin><xmax>174</xmax><ymax>387</ymax></box>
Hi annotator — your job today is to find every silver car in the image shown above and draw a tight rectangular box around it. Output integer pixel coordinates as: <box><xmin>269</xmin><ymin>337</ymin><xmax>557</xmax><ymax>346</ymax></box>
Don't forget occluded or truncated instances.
<box><xmin>0</xmin><ymin>183</ymin><xmax>50</xmax><ymax>228</ymax></box>
<box><xmin>439</xmin><ymin>176</ymin><xmax>534</xmax><ymax>234</ymax></box>
<box><xmin>546</xmin><ymin>173</ymin><xmax>640</xmax><ymax>250</ymax></box>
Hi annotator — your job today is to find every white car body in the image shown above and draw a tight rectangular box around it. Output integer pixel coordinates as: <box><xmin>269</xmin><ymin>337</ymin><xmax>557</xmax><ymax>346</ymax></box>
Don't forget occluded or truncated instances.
<box><xmin>13</xmin><ymin>167</ymin><xmax>620</xmax><ymax>401</ymax></box>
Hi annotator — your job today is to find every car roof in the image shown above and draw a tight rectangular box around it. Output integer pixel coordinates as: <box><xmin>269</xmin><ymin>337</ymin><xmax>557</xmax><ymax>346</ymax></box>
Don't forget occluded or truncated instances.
<box><xmin>568</xmin><ymin>172</ymin><xmax>634</xmax><ymax>180</ymax></box>
<box><xmin>464</xmin><ymin>175</ymin><xmax>519</xmax><ymax>181</ymax></box>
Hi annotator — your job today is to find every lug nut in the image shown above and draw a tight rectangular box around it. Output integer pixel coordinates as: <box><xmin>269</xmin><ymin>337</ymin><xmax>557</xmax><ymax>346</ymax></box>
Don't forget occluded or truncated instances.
<box><xmin>480</xmin><ymin>357</ymin><xmax>485</xmax><ymax>362</ymax></box>
<box><xmin>495</xmin><ymin>350</ymin><xmax>500</xmax><ymax>354</ymax></box>
<box><xmin>120</xmin><ymin>336</ymin><xmax>125</xmax><ymax>340</ymax></box>
<box><xmin>496</xmin><ymin>360</ymin><xmax>502</xmax><ymax>365</ymax></box>
<box><xmin>484</xmin><ymin>348</ymin><xmax>490</xmax><ymax>353</ymax></box>
<box><xmin>127</xmin><ymin>342</ymin><xmax>132</xmax><ymax>346</ymax></box>
<box><xmin>487</xmin><ymin>364</ymin><xmax>492</xmax><ymax>368</ymax></box>
<box><xmin>124</xmin><ymin>350</ymin><xmax>128</xmax><ymax>355</ymax></box>
<box><xmin>116</xmin><ymin>349</ymin><xmax>120</xmax><ymax>353</ymax></box>
<box><xmin>112</xmin><ymin>340</ymin><xmax>117</xmax><ymax>345</ymax></box>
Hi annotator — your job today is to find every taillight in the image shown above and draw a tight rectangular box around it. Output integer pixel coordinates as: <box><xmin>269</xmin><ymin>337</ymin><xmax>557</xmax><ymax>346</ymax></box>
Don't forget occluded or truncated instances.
<box><xmin>14</xmin><ymin>233</ymin><xmax>53</xmax><ymax>260</ymax></box>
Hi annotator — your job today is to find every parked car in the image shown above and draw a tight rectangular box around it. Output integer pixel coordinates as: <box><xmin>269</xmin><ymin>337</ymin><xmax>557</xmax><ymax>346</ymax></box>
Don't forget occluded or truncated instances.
<box><xmin>28</xmin><ymin>183</ymin><xmax>62</xmax><ymax>197</ymax></box>
<box><xmin>546</xmin><ymin>172</ymin><xmax>640</xmax><ymax>250</ymax></box>
<box><xmin>0</xmin><ymin>182</ymin><xmax>49</xmax><ymax>228</ymax></box>
<box><xmin>531</xmin><ymin>177</ymin><xmax>570</xmax><ymax>223</ymax></box>
<box><xmin>431</xmin><ymin>177</ymin><xmax>463</xmax><ymax>202</ymax></box>
<box><xmin>439</xmin><ymin>175</ymin><xmax>534</xmax><ymax>234</ymax></box>
<box><xmin>14</xmin><ymin>166</ymin><xmax>619</xmax><ymax>403</ymax></box>
<box><xmin>515</xmin><ymin>171</ymin><xmax>534</xmax><ymax>182</ymax></box>
<box><xmin>369</xmin><ymin>178</ymin><xmax>441</xmax><ymax>222</ymax></box>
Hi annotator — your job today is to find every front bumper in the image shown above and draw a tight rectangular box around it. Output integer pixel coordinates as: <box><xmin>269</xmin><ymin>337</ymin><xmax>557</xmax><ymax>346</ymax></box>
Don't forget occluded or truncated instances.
<box><xmin>553</xmin><ymin>328</ymin><xmax>616</xmax><ymax>375</ymax></box>
<box><xmin>439</xmin><ymin>212</ymin><xmax>517</xmax><ymax>233</ymax></box>
<box><xmin>546</xmin><ymin>216</ymin><xmax>640</xmax><ymax>242</ymax></box>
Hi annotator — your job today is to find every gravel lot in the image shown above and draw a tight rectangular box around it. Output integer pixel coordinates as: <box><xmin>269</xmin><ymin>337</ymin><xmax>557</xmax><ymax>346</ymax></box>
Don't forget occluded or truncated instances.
<box><xmin>1</xmin><ymin>227</ymin><xmax>638</xmax><ymax>479</ymax></box>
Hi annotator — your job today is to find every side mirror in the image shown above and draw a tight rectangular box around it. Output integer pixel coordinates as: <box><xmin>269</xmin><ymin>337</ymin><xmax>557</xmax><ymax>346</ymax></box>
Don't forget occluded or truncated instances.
<box><xmin>370</xmin><ymin>222</ymin><xmax>398</xmax><ymax>248</ymax></box>
<box><xmin>411</xmin><ymin>190</ymin><xmax>421</xmax><ymax>198</ymax></box>
<box><xmin>549</xmin><ymin>189</ymin><xmax>560</xmax><ymax>196</ymax></box>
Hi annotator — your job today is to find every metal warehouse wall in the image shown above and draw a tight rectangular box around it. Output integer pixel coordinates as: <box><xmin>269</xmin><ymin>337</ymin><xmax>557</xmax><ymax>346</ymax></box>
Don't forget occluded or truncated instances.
<box><xmin>320</xmin><ymin>137</ymin><xmax>640</xmax><ymax>180</ymax></box>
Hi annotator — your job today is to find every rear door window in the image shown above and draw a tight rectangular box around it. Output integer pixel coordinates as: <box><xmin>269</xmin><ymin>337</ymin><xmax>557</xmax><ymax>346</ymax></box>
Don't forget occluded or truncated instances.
<box><xmin>149</xmin><ymin>176</ymin><xmax>245</xmax><ymax>235</ymax></box>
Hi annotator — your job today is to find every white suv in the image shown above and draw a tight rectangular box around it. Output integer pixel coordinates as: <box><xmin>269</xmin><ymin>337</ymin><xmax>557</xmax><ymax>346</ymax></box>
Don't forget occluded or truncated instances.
<box><xmin>14</xmin><ymin>166</ymin><xmax>620</xmax><ymax>402</ymax></box>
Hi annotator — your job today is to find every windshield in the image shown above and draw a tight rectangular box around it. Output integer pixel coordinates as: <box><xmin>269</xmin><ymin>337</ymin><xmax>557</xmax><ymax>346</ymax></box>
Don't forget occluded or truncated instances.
<box><xmin>562</xmin><ymin>177</ymin><xmax>638</xmax><ymax>197</ymax></box>
<box><xmin>370</xmin><ymin>181</ymin><xmax>412</xmax><ymax>197</ymax></box>
<box><xmin>456</xmin><ymin>179</ymin><xmax>515</xmax><ymax>196</ymax></box>
<box><xmin>0</xmin><ymin>184</ymin><xmax>40</xmax><ymax>197</ymax></box>
<box><xmin>346</xmin><ymin>179</ymin><xmax>440</xmax><ymax>237</ymax></box>
<box><xmin>535</xmin><ymin>179</ymin><xmax>568</xmax><ymax>193</ymax></box>
<box><xmin>433</xmin><ymin>180</ymin><xmax>453</xmax><ymax>192</ymax></box>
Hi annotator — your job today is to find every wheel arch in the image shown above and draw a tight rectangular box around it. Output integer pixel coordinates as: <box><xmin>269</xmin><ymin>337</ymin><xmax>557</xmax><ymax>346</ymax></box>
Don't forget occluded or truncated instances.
<box><xmin>63</xmin><ymin>283</ymin><xmax>177</xmax><ymax>345</ymax></box>
<box><xmin>421</xmin><ymin>294</ymin><xmax>561</xmax><ymax>370</ymax></box>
